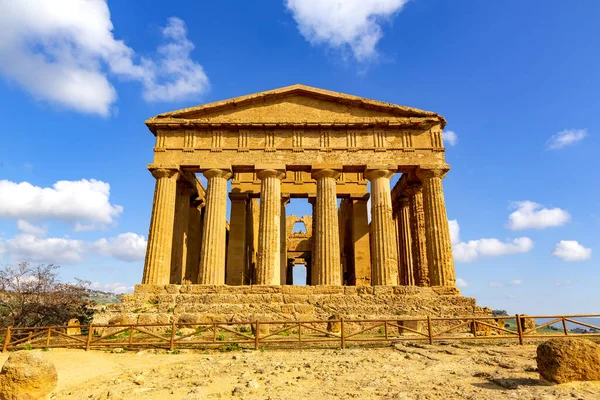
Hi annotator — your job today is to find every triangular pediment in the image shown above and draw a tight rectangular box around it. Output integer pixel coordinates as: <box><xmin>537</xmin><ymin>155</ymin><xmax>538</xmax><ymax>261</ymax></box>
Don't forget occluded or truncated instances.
<box><xmin>146</xmin><ymin>84</ymin><xmax>444</xmax><ymax>126</ymax></box>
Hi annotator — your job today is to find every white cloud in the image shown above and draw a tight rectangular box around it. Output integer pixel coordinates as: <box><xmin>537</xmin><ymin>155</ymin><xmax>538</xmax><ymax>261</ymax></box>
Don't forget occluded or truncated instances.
<box><xmin>0</xmin><ymin>1</ymin><xmax>208</xmax><ymax>115</ymax></box>
<box><xmin>455</xmin><ymin>278</ymin><xmax>468</xmax><ymax>288</ymax></box>
<box><xmin>442</xmin><ymin>130</ymin><xmax>458</xmax><ymax>146</ymax></box>
<box><xmin>0</xmin><ymin>231</ymin><xmax>147</xmax><ymax>264</ymax></box>
<box><xmin>506</xmin><ymin>201</ymin><xmax>571</xmax><ymax>230</ymax></box>
<box><xmin>16</xmin><ymin>220</ymin><xmax>47</xmax><ymax>237</ymax></box>
<box><xmin>546</xmin><ymin>129</ymin><xmax>588</xmax><ymax>150</ymax></box>
<box><xmin>92</xmin><ymin>233</ymin><xmax>147</xmax><ymax>262</ymax></box>
<box><xmin>551</xmin><ymin>240</ymin><xmax>592</xmax><ymax>262</ymax></box>
<box><xmin>0</xmin><ymin>234</ymin><xmax>85</xmax><ymax>264</ymax></box>
<box><xmin>450</xmin><ymin>220</ymin><xmax>534</xmax><ymax>262</ymax></box>
<box><xmin>0</xmin><ymin>179</ymin><xmax>122</xmax><ymax>230</ymax></box>
<box><xmin>509</xmin><ymin>279</ymin><xmax>524</xmax><ymax>286</ymax></box>
<box><xmin>88</xmin><ymin>281</ymin><xmax>134</xmax><ymax>294</ymax></box>
<box><xmin>448</xmin><ymin>219</ymin><xmax>460</xmax><ymax>245</ymax></box>
<box><xmin>489</xmin><ymin>282</ymin><xmax>503</xmax><ymax>288</ymax></box>
<box><xmin>285</xmin><ymin>0</ymin><xmax>408</xmax><ymax>62</ymax></box>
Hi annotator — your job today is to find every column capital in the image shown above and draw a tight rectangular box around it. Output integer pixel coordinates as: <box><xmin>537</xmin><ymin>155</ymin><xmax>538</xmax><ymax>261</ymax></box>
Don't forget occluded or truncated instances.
<box><xmin>257</xmin><ymin>169</ymin><xmax>285</xmax><ymax>180</ymax></box>
<box><xmin>148</xmin><ymin>165</ymin><xmax>179</xmax><ymax>180</ymax></box>
<box><xmin>364</xmin><ymin>168</ymin><xmax>394</xmax><ymax>180</ymax></box>
<box><xmin>311</xmin><ymin>168</ymin><xmax>341</xmax><ymax>180</ymax></box>
<box><xmin>397</xmin><ymin>196</ymin><xmax>410</xmax><ymax>205</ymax></box>
<box><xmin>404</xmin><ymin>182</ymin><xmax>423</xmax><ymax>196</ymax></box>
<box><xmin>229</xmin><ymin>192</ymin><xmax>249</xmax><ymax>201</ymax></box>
<box><xmin>203</xmin><ymin>168</ymin><xmax>232</xmax><ymax>180</ymax></box>
<box><xmin>416</xmin><ymin>167</ymin><xmax>449</xmax><ymax>180</ymax></box>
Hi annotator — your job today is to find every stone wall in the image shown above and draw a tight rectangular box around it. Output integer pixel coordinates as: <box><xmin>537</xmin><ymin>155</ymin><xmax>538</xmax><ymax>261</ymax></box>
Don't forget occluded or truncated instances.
<box><xmin>93</xmin><ymin>285</ymin><xmax>490</xmax><ymax>327</ymax></box>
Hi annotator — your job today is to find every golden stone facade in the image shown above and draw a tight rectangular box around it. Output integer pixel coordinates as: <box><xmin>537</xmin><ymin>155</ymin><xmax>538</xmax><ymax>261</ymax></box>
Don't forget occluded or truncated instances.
<box><xmin>141</xmin><ymin>84</ymin><xmax>456</xmax><ymax>289</ymax></box>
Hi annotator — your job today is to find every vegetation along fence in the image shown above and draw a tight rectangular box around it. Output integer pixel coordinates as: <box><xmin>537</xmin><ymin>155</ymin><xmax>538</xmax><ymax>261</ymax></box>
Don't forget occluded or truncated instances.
<box><xmin>1</xmin><ymin>314</ymin><xmax>599</xmax><ymax>353</ymax></box>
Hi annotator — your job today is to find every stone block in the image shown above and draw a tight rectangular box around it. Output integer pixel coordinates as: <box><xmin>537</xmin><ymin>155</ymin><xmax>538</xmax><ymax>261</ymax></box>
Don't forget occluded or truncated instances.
<box><xmin>294</xmin><ymin>304</ymin><xmax>315</xmax><ymax>314</ymax></box>
<box><xmin>398</xmin><ymin>319</ymin><xmax>424</xmax><ymax>335</ymax></box>
<box><xmin>0</xmin><ymin>352</ymin><xmax>58</xmax><ymax>400</ymax></box>
<box><xmin>537</xmin><ymin>339</ymin><xmax>600</xmax><ymax>383</ymax></box>
<box><xmin>66</xmin><ymin>318</ymin><xmax>81</xmax><ymax>336</ymax></box>
<box><xmin>327</xmin><ymin>314</ymin><xmax>342</xmax><ymax>334</ymax></box>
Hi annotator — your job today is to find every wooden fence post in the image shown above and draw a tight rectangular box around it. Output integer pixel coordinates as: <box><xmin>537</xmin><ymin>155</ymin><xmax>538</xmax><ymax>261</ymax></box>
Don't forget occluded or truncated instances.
<box><xmin>515</xmin><ymin>314</ymin><xmax>524</xmax><ymax>345</ymax></box>
<box><xmin>86</xmin><ymin>324</ymin><xmax>93</xmax><ymax>351</ymax></box>
<box><xmin>471</xmin><ymin>319</ymin><xmax>477</xmax><ymax>337</ymax></box>
<box><xmin>340</xmin><ymin>317</ymin><xmax>345</xmax><ymax>349</ymax></box>
<box><xmin>2</xmin><ymin>327</ymin><xmax>11</xmax><ymax>353</ymax></box>
<box><xmin>45</xmin><ymin>328</ymin><xmax>51</xmax><ymax>348</ymax></box>
<box><xmin>427</xmin><ymin>316</ymin><xmax>434</xmax><ymax>345</ymax></box>
<box><xmin>169</xmin><ymin>319</ymin><xmax>176</xmax><ymax>352</ymax></box>
<box><xmin>562</xmin><ymin>317</ymin><xmax>568</xmax><ymax>336</ymax></box>
<box><xmin>254</xmin><ymin>320</ymin><xmax>259</xmax><ymax>350</ymax></box>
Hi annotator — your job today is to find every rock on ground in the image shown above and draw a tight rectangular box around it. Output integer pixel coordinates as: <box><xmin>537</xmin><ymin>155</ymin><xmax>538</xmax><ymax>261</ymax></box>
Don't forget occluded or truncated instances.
<box><xmin>0</xmin><ymin>351</ymin><xmax>58</xmax><ymax>400</ymax></box>
<box><xmin>537</xmin><ymin>338</ymin><xmax>600</xmax><ymax>383</ymax></box>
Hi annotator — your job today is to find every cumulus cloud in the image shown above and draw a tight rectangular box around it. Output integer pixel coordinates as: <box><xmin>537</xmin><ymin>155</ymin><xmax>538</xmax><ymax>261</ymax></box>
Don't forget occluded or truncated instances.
<box><xmin>92</xmin><ymin>233</ymin><xmax>147</xmax><ymax>262</ymax></box>
<box><xmin>450</xmin><ymin>219</ymin><xmax>534</xmax><ymax>262</ymax></box>
<box><xmin>0</xmin><ymin>179</ymin><xmax>122</xmax><ymax>230</ymax></box>
<box><xmin>506</xmin><ymin>201</ymin><xmax>571</xmax><ymax>230</ymax></box>
<box><xmin>88</xmin><ymin>281</ymin><xmax>134</xmax><ymax>294</ymax></box>
<box><xmin>551</xmin><ymin>240</ymin><xmax>592</xmax><ymax>262</ymax></box>
<box><xmin>0</xmin><ymin>1</ymin><xmax>208</xmax><ymax>115</ymax></box>
<box><xmin>546</xmin><ymin>129</ymin><xmax>588</xmax><ymax>150</ymax></box>
<box><xmin>455</xmin><ymin>278</ymin><xmax>469</xmax><ymax>288</ymax></box>
<box><xmin>442</xmin><ymin>130</ymin><xmax>458</xmax><ymax>146</ymax></box>
<box><xmin>16</xmin><ymin>220</ymin><xmax>47</xmax><ymax>237</ymax></box>
<box><xmin>509</xmin><ymin>279</ymin><xmax>524</xmax><ymax>286</ymax></box>
<box><xmin>0</xmin><ymin>231</ymin><xmax>146</xmax><ymax>264</ymax></box>
<box><xmin>285</xmin><ymin>0</ymin><xmax>408</xmax><ymax>62</ymax></box>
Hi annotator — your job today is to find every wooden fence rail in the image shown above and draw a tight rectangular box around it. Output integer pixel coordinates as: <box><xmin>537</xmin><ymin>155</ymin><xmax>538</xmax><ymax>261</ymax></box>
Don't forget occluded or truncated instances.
<box><xmin>1</xmin><ymin>314</ymin><xmax>599</xmax><ymax>353</ymax></box>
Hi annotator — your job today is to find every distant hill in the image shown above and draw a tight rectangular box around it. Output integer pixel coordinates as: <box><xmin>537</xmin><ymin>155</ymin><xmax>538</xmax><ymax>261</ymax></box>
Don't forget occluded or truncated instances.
<box><xmin>86</xmin><ymin>289</ymin><xmax>121</xmax><ymax>304</ymax></box>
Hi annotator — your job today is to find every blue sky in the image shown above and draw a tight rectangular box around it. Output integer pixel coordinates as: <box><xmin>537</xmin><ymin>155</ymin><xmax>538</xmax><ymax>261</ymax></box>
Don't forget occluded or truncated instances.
<box><xmin>0</xmin><ymin>0</ymin><xmax>597</xmax><ymax>314</ymax></box>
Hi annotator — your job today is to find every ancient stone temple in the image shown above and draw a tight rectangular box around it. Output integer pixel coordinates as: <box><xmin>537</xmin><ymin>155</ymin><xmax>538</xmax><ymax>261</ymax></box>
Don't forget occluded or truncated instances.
<box><xmin>105</xmin><ymin>85</ymin><xmax>487</xmax><ymax>323</ymax></box>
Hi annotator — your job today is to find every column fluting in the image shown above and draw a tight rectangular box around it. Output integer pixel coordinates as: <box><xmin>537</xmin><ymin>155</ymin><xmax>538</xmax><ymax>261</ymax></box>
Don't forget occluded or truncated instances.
<box><xmin>407</xmin><ymin>184</ymin><xmax>429</xmax><ymax>286</ymax></box>
<box><xmin>255</xmin><ymin>169</ymin><xmax>285</xmax><ymax>285</ymax></box>
<box><xmin>142</xmin><ymin>167</ymin><xmax>179</xmax><ymax>285</ymax></box>
<box><xmin>312</xmin><ymin>169</ymin><xmax>342</xmax><ymax>285</ymax></box>
<box><xmin>398</xmin><ymin>196</ymin><xmax>414</xmax><ymax>286</ymax></box>
<box><xmin>417</xmin><ymin>169</ymin><xmax>455</xmax><ymax>287</ymax></box>
<box><xmin>365</xmin><ymin>169</ymin><xmax>399</xmax><ymax>286</ymax></box>
<box><xmin>198</xmin><ymin>168</ymin><xmax>232</xmax><ymax>285</ymax></box>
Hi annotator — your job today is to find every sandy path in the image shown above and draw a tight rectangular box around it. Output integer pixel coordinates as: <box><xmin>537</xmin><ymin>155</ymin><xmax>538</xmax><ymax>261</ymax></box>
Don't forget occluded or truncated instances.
<box><xmin>1</xmin><ymin>343</ymin><xmax>599</xmax><ymax>399</ymax></box>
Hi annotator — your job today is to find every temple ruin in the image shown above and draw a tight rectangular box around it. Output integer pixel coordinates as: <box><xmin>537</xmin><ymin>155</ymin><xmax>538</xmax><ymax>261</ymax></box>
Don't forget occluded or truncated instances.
<box><xmin>103</xmin><ymin>85</ymin><xmax>487</xmax><ymax>323</ymax></box>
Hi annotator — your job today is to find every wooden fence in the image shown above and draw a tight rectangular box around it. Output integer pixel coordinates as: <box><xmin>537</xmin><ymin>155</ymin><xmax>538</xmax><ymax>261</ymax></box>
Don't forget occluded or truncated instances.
<box><xmin>1</xmin><ymin>314</ymin><xmax>599</xmax><ymax>353</ymax></box>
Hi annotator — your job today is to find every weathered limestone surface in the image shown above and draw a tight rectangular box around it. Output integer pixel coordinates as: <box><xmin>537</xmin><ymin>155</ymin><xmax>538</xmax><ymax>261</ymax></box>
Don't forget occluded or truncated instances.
<box><xmin>397</xmin><ymin>196</ymin><xmax>414</xmax><ymax>286</ymax></box>
<box><xmin>199</xmin><ymin>169</ymin><xmax>231</xmax><ymax>284</ymax></box>
<box><xmin>365</xmin><ymin>169</ymin><xmax>399</xmax><ymax>286</ymax></box>
<box><xmin>142</xmin><ymin>167</ymin><xmax>179</xmax><ymax>285</ymax></box>
<box><xmin>226</xmin><ymin>193</ymin><xmax>248</xmax><ymax>285</ymax></box>
<box><xmin>418</xmin><ymin>168</ymin><xmax>455</xmax><ymax>287</ymax></box>
<box><xmin>407</xmin><ymin>184</ymin><xmax>429</xmax><ymax>287</ymax></box>
<box><xmin>351</xmin><ymin>196</ymin><xmax>372</xmax><ymax>286</ymax></box>
<box><xmin>312</xmin><ymin>169</ymin><xmax>342</xmax><ymax>285</ymax></box>
<box><xmin>0</xmin><ymin>351</ymin><xmax>58</xmax><ymax>400</ymax></box>
<box><xmin>170</xmin><ymin>180</ymin><xmax>192</xmax><ymax>283</ymax></box>
<box><xmin>255</xmin><ymin>169</ymin><xmax>285</xmax><ymax>285</ymax></box>
<box><xmin>96</xmin><ymin>285</ymin><xmax>487</xmax><ymax>330</ymax></box>
<box><xmin>537</xmin><ymin>339</ymin><xmax>600</xmax><ymax>383</ymax></box>
<box><xmin>280</xmin><ymin>197</ymin><xmax>289</xmax><ymax>284</ymax></box>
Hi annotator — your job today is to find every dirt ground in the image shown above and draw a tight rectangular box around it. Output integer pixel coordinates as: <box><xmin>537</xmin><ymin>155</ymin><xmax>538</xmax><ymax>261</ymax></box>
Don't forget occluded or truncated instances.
<box><xmin>2</xmin><ymin>342</ymin><xmax>599</xmax><ymax>399</ymax></box>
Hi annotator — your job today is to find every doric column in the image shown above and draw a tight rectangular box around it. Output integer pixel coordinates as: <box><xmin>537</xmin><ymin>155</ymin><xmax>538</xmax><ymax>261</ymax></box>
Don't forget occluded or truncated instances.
<box><xmin>255</xmin><ymin>168</ymin><xmax>285</xmax><ymax>285</ymax></box>
<box><xmin>170</xmin><ymin>181</ymin><xmax>193</xmax><ymax>284</ymax></box>
<box><xmin>397</xmin><ymin>197</ymin><xmax>414</xmax><ymax>285</ymax></box>
<box><xmin>198</xmin><ymin>168</ymin><xmax>232</xmax><ymax>285</ymax></box>
<box><xmin>226</xmin><ymin>193</ymin><xmax>249</xmax><ymax>285</ymax></box>
<box><xmin>142</xmin><ymin>166</ymin><xmax>179</xmax><ymax>285</ymax></box>
<box><xmin>365</xmin><ymin>168</ymin><xmax>399</xmax><ymax>286</ymax></box>
<box><xmin>350</xmin><ymin>193</ymin><xmax>371</xmax><ymax>286</ymax></box>
<box><xmin>406</xmin><ymin>184</ymin><xmax>429</xmax><ymax>286</ymax></box>
<box><xmin>308</xmin><ymin>196</ymin><xmax>316</xmax><ymax>286</ymax></box>
<box><xmin>311</xmin><ymin>169</ymin><xmax>342</xmax><ymax>285</ymax></box>
<box><xmin>417</xmin><ymin>168</ymin><xmax>455</xmax><ymax>287</ymax></box>
<box><xmin>185</xmin><ymin>198</ymin><xmax>203</xmax><ymax>284</ymax></box>
<box><xmin>280</xmin><ymin>196</ymin><xmax>290</xmax><ymax>284</ymax></box>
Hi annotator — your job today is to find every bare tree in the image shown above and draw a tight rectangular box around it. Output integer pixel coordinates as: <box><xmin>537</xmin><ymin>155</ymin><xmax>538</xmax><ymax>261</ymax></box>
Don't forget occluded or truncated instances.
<box><xmin>0</xmin><ymin>262</ymin><xmax>94</xmax><ymax>328</ymax></box>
